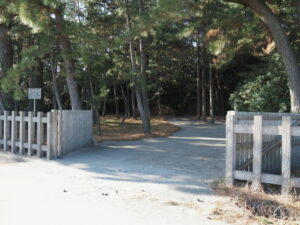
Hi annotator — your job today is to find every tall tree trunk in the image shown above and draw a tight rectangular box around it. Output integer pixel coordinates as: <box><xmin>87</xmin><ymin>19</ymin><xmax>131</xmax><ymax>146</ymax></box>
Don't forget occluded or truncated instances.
<box><xmin>29</xmin><ymin>58</ymin><xmax>44</xmax><ymax>112</ymax></box>
<box><xmin>89</xmin><ymin>79</ymin><xmax>101</xmax><ymax>135</ymax></box>
<box><xmin>124</xmin><ymin>0</ymin><xmax>151</xmax><ymax>133</ymax></box>
<box><xmin>215</xmin><ymin>70</ymin><xmax>225</xmax><ymax>115</ymax></box>
<box><xmin>157</xmin><ymin>85</ymin><xmax>162</xmax><ymax>120</ymax></box>
<box><xmin>120</xmin><ymin>84</ymin><xmax>129</xmax><ymax>123</ymax></box>
<box><xmin>113</xmin><ymin>81</ymin><xmax>119</xmax><ymax>119</ymax></box>
<box><xmin>226</xmin><ymin>0</ymin><xmax>300</xmax><ymax>112</ymax></box>
<box><xmin>131</xmin><ymin>88</ymin><xmax>137</xmax><ymax>119</ymax></box>
<box><xmin>0</xmin><ymin>24</ymin><xmax>13</xmax><ymax>111</ymax></box>
<box><xmin>126</xmin><ymin>84</ymin><xmax>130</xmax><ymax>117</ymax></box>
<box><xmin>50</xmin><ymin>50</ymin><xmax>63</xmax><ymax>110</ymax></box>
<box><xmin>196</xmin><ymin>45</ymin><xmax>201</xmax><ymax>120</ymax></box>
<box><xmin>201</xmin><ymin>47</ymin><xmax>207</xmax><ymax>122</ymax></box>
<box><xmin>55</xmin><ymin>7</ymin><xmax>81</xmax><ymax>110</ymax></box>
<box><xmin>209</xmin><ymin>58</ymin><xmax>214</xmax><ymax>124</ymax></box>
<box><xmin>295</xmin><ymin>0</ymin><xmax>300</xmax><ymax>28</ymax></box>
<box><xmin>102</xmin><ymin>97</ymin><xmax>107</xmax><ymax>117</ymax></box>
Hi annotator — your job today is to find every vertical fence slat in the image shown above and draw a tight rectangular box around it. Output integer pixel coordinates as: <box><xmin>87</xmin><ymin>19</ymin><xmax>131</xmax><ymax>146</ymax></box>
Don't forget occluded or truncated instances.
<box><xmin>281</xmin><ymin>116</ymin><xmax>291</xmax><ymax>195</ymax></box>
<box><xmin>0</xmin><ymin>112</ymin><xmax>3</xmax><ymax>145</ymax></box>
<box><xmin>11</xmin><ymin>111</ymin><xmax>16</xmax><ymax>153</ymax></box>
<box><xmin>57</xmin><ymin>110</ymin><xmax>62</xmax><ymax>157</ymax></box>
<box><xmin>3</xmin><ymin>111</ymin><xmax>8</xmax><ymax>152</ymax></box>
<box><xmin>46</xmin><ymin>112</ymin><xmax>51</xmax><ymax>160</ymax></box>
<box><xmin>19</xmin><ymin>111</ymin><xmax>25</xmax><ymax>154</ymax></box>
<box><xmin>37</xmin><ymin>112</ymin><xmax>42</xmax><ymax>157</ymax></box>
<box><xmin>226</xmin><ymin>113</ymin><xmax>236</xmax><ymax>185</ymax></box>
<box><xmin>50</xmin><ymin>110</ymin><xmax>58</xmax><ymax>159</ymax></box>
<box><xmin>252</xmin><ymin>115</ymin><xmax>263</xmax><ymax>191</ymax></box>
<box><xmin>28</xmin><ymin>112</ymin><xmax>33</xmax><ymax>156</ymax></box>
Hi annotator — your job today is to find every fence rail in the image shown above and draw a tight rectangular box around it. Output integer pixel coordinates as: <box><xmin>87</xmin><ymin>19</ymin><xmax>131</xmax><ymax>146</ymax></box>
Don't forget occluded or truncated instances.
<box><xmin>226</xmin><ymin>111</ymin><xmax>300</xmax><ymax>194</ymax></box>
<box><xmin>0</xmin><ymin>110</ymin><xmax>92</xmax><ymax>160</ymax></box>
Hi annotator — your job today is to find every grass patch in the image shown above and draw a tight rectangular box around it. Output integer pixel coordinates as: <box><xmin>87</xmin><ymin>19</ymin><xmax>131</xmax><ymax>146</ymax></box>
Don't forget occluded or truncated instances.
<box><xmin>93</xmin><ymin>116</ymin><xmax>180</xmax><ymax>142</ymax></box>
<box><xmin>210</xmin><ymin>179</ymin><xmax>300</xmax><ymax>225</ymax></box>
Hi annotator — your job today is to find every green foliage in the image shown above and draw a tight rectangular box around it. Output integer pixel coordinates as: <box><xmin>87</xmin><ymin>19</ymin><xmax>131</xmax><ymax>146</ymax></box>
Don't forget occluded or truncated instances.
<box><xmin>229</xmin><ymin>54</ymin><xmax>290</xmax><ymax>112</ymax></box>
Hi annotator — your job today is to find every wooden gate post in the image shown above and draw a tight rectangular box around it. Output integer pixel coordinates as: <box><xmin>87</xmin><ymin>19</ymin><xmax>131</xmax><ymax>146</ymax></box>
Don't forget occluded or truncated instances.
<box><xmin>226</xmin><ymin>111</ymin><xmax>236</xmax><ymax>186</ymax></box>
<box><xmin>252</xmin><ymin>115</ymin><xmax>263</xmax><ymax>191</ymax></box>
<box><xmin>50</xmin><ymin>110</ymin><xmax>59</xmax><ymax>159</ymax></box>
<box><xmin>281</xmin><ymin>116</ymin><xmax>291</xmax><ymax>195</ymax></box>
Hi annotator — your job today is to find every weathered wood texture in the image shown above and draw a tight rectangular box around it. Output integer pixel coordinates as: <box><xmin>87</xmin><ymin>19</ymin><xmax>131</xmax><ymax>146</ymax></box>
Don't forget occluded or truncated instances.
<box><xmin>56</xmin><ymin>110</ymin><xmax>93</xmax><ymax>157</ymax></box>
<box><xmin>0</xmin><ymin>110</ymin><xmax>93</xmax><ymax>159</ymax></box>
<box><xmin>226</xmin><ymin>111</ymin><xmax>300</xmax><ymax>194</ymax></box>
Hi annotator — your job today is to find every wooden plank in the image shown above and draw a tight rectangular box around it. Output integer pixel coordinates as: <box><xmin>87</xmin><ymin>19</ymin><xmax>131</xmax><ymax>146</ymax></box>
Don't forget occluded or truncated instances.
<box><xmin>234</xmin><ymin>124</ymin><xmax>252</xmax><ymax>134</ymax></box>
<box><xmin>261</xmin><ymin>173</ymin><xmax>282</xmax><ymax>185</ymax></box>
<box><xmin>291</xmin><ymin>177</ymin><xmax>300</xmax><ymax>188</ymax></box>
<box><xmin>234</xmin><ymin>170</ymin><xmax>253</xmax><ymax>181</ymax></box>
<box><xmin>0</xmin><ymin>112</ymin><xmax>3</xmax><ymax>145</ymax></box>
<box><xmin>226</xmin><ymin>113</ymin><xmax>236</xmax><ymax>185</ymax></box>
<box><xmin>263</xmin><ymin>126</ymin><xmax>282</xmax><ymax>135</ymax></box>
<box><xmin>252</xmin><ymin>115</ymin><xmax>263</xmax><ymax>191</ymax></box>
<box><xmin>46</xmin><ymin>112</ymin><xmax>51</xmax><ymax>159</ymax></box>
<box><xmin>57</xmin><ymin>110</ymin><xmax>62</xmax><ymax>157</ymax></box>
<box><xmin>19</xmin><ymin>111</ymin><xmax>25</xmax><ymax>155</ymax></box>
<box><xmin>281</xmin><ymin>116</ymin><xmax>291</xmax><ymax>195</ymax></box>
<box><xmin>37</xmin><ymin>112</ymin><xmax>42</xmax><ymax>157</ymax></box>
<box><xmin>11</xmin><ymin>111</ymin><xmax>16</xmax><ymax>153</ymax></box>
<box><xmin>50</xmin><ymin>110</ymin><xmax>58</xmax><ymax>159</ymax></box>
<box><xmin>291</xmin><ymin>127</ymin><xmax>300</xmax><ymax>136</ymax></box>
<box><xmin>234</xmin><ymin>170</ymin><xmax>282</xmax><ymax>185</ymax></box>
<box><xmin>3</xmin><ymin>111</ymin><xmax>8</xmax><ymax>152</ymax></box>
<box><xmin>28</xmin><ymin>112</ymin><xmax>33</xmax><ymax>156</ymax></box>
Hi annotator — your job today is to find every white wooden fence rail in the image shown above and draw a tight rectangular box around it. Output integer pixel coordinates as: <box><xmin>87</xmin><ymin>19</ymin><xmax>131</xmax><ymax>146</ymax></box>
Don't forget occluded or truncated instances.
<box><xmin>0</xmin><ymin>110</ymin><xmax>92</xmax><ymax>160</ymax></box>
<box><xmin>226</xmin><ymin>111</ymin><xmax>300</xmax><ymax>195</ymax></box>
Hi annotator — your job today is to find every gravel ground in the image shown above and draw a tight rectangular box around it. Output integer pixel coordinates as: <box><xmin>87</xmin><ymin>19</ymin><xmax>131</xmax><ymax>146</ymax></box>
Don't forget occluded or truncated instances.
<box><xmin>0</xmin><ymin>119</ymin><xmax>227</xmax><ymax>225</ymax></box>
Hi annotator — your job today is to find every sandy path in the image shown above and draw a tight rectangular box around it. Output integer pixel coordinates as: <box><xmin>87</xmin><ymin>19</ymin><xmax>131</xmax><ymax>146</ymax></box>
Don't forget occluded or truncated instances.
<box><xmin>0</xmin><ymin>119</ymin><xmax>227</xmax><ymax>225</ymax></box>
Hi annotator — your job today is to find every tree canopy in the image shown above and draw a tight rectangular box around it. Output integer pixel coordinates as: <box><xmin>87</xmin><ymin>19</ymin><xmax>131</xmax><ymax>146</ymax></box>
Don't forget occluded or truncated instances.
<box><xmin>0</xmin><ymin>0</ymin><xmax>299</xmax><ymax>133</ymax></box>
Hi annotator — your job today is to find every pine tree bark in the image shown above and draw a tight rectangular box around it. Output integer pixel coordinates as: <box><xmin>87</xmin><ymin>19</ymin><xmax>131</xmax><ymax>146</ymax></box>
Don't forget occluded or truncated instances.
<box><xmin>201</xmin><ymin>47</ymin><xmax>207</xmax><ymax>122</ymax></box>
<box><xmin>124</xmin><ymin>0</ymin><xmax>151</xmax><ymax>133</ymax></box>
<box><xmin>55</xmin><ymin>7</ymin><xmax>81</xmax><ymax>110</ymax></box>
<box><xmin>120</xmin><ymin>84</ymin><xmax>129</xmax><ymax>123</ymax></box>
<box><xmin>215</xmin><ymin>70</ymin><xmax>225</xmax><ymax>115</ymax></box>
<box><xmin>226</xmin><ymin>0</ymin><xmax>300</xmax><ymax>113</ymax></box>
<box><xmin>113</xmin><ymin>81</ymin><xmax>119</xmax><ymax>119</ymax></box>
<box><xmin>296</xmin><ymin>0</ymin><xmax>300</xmax><ymax>28</ymax></box>
<box><xmin>196</xmin><ymin>44</ymin><xmax>201</xmax><ymax>120</ymax></box>
<box><xmin>102</xmin><ymin>97</ymin><xmax>107</xmax><ymax>117</ymax></box>
<box><xmin>131</xmin><ymin>88</ymin><xmax>137</xmax><ymax>119</ymax></box>
<box><xmin>208</xmin><ymin>57</ymin><xmax>214</xmax><ymax>124</ymax></box>
<box><xmin>50</xmin><ymin>50</ymin><xmax>63</xmax><ymax>110</ymax></box>
<box><xmin>89</xmin><ymin>79</ymin><xmax>101</xmax><ymax>135</ymax></box>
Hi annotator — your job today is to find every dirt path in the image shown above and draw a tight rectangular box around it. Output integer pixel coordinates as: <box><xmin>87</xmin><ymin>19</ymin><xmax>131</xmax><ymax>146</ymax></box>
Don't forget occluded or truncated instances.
<box><xmin>0</xmin><ymin>119</ymin><xmax>227</xmax><ymax>225</ymax></box>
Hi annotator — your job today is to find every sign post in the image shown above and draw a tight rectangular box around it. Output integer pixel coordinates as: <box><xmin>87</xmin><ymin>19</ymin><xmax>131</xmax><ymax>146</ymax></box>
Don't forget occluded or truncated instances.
<box><xmin>28</xmin><ymin>88</ymin><xmax>42</xmax><ymax>114</ymax></box>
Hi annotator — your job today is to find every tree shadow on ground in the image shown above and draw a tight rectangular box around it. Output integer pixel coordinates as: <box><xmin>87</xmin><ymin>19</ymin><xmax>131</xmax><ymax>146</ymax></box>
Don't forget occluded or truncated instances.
<box><xmin>57</xmin><ymin>119</ymin><xmax>226</xmax><ymax>197</ymax></box>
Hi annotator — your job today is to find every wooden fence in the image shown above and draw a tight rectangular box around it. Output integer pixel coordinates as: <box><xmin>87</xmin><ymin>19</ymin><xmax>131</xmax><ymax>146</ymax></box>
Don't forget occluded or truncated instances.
<box><xmin>0</xmin><ymin>110</ymin><xmax>93</xmax><ymax>160</ymax></box>
<box><xmin>226</xmin><ymin>111</ymin><xmax>300</xmax><ymax>194</ymax></box>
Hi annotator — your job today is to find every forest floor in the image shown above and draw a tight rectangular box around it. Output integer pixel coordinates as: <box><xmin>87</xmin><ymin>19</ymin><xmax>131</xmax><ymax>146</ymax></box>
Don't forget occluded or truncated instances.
<box><xmin>93</xmin><ymin>116</ymin><xmax>180</xmax><ymax>142</ymax></box>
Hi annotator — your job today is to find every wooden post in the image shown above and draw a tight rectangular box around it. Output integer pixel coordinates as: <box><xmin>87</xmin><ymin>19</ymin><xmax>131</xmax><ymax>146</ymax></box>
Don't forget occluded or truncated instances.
<box><xmin>11</xmin><ymin>111</ymin><xmax>16</xmax><ymax>153</ymax></box>
<box><xmin>37</xmin><ymin>112</ymin><xmax>42</xmax><ymax>157</ymax></box>
<box><xmin>281</xmin><ymin>116</ymin><xmax>291</xmax><ymax>195</ymax></box>
<box><xmin>3</xmin><ymin>111</ymin><xmax>8</xmax><ymax>152</ymax></box>
<box><xmin>19</xmin><ymin>111</ymin><xmax>25</xmax><ymax>155</ymax></box>
<box><xmin>57</xmin><ymin>110</ymin><xmax>62</xmax><ymax>157</ymax></box>
<box><xmin>28</xmin><ymin>112</ymin><xmax>33</xmax><ymax>156</ymax></box>
<box><xmin>226</xmin><ymin>111</ymin><xmax>236</xmax><ymax>186</ymax></box>
<box><xmin>50</xmin><ymin>110</ymin><xmax>58</xmax><ymax>159</ymax></box>
<box><xmin>0</xmin><ymin>112</ymin><xmax>3</xmax><ymax>146</ymax></box>
<box><xmin>46</xmin><ymin>112</ymin><xmax>51</xmax><ymax>160</ymax></box>
<box><xmin>252</xmin><ymin>115</ymin><xmax>263</xmax><ymax>192</ymax></box>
